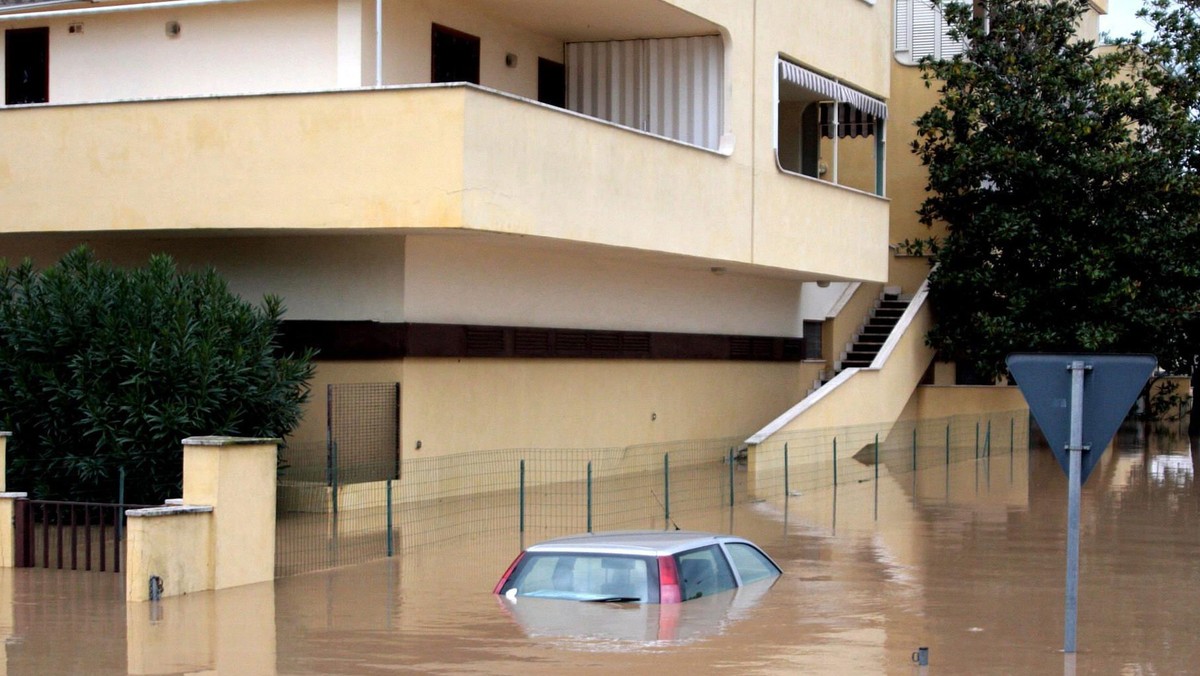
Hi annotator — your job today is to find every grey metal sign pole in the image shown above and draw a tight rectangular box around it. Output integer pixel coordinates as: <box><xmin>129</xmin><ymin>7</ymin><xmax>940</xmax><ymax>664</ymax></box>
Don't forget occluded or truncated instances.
<box><xmin>1064</xmin><ymin>360</ymin><xmax>1087</xmax><ymax>654</ymax></box>
<box><xmin>1008</xmin><ymin>353</ymin><xmax>1155</xmax><ymax>656</ymax></box>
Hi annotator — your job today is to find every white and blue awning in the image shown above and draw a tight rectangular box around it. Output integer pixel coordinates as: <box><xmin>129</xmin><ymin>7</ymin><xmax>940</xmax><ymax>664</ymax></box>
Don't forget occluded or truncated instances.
<box><xmin>778</xmin><ymin>59</ymin><xmax>888</xmax><ymax>120</ymax></box>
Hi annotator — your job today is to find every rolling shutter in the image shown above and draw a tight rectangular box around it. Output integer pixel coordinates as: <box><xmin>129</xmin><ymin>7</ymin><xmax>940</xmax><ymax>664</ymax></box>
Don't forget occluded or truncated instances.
<box><xmin>566</xmin><ymin>35</ymin><xmax>724</xmax><ymax>150</ymax></box>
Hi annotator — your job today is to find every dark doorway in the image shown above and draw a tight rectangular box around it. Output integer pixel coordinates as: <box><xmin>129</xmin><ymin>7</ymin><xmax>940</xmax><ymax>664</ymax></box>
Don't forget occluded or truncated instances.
<box><xmin>538</xmin><ymin>57</ymin><xmax>565</xmax><ymax>108</ymax></box>
<box><xmin>6</xmin><ymin>27</ymin><xmax>49</xmax><ymax>105</ymax></box>
<box><xmin>431</xmin><ymin>23</ymin><xmax>480</xmax><ymax>84</ymax></box>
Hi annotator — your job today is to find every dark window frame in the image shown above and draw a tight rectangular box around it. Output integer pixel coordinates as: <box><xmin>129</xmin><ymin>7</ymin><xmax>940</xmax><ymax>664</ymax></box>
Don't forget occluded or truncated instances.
<box><xmin>431</xmin><ymin>23</ymin><xmax>480</xmax><ymax>85</ymax></box>
<box><xmin>5</xmin><ymin>26</ymin><xmax>49</xmax><ymax>105</ymax></box>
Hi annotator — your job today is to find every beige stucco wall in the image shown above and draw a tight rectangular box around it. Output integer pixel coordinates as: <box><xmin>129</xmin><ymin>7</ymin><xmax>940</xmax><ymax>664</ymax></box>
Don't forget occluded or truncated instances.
<box><xmin>182</xmin><ymin>439</ymin><xmax>277</xmax><ymax>591</ymax></box>
<box><xmin>753</xmin><ymin>172</ymin><xmax>890</xmax><ymax>283</ymax></box>
<box><xmin>0</xmin><ymin>0</ymin><xmax>892</xmax><ymax>284</ymax></box>
<box><xmin>292</xmin><ymin>358</ymin><xmax>818</xmax><ymax>462</ymax></box>
<box><xmin>905</xmin><ymin>385</ymin><xmax>1029</xmax><ymax>421</ymax></box>
<box><xmin>125</xmin><ymin>510</ymin><xmax>213</xmax><ymax>601</ymax></box>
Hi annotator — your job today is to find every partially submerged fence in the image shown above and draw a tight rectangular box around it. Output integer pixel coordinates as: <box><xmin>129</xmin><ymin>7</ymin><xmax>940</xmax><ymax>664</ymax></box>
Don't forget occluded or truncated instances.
<box><xmin>749</xmin><ymin>409</ymin><xmax>1030</xmax><ymax>502</ymax></box>
<box><xmin>14</xmin><ymin>498</ymin><xmax>156</xmax><ymax>573</ymax></box>
<box><xmin>275</xmin><ymin>409</ymin><xmax>1029</xmax><ymax>577</ymax></box>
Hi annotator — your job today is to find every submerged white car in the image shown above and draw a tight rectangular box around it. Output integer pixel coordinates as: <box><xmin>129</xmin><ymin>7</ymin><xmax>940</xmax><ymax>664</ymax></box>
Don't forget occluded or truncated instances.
<box><xmin>493</xmin><ymin>530</ymin><xmax>782</xmax><ymax>604</ymax></box>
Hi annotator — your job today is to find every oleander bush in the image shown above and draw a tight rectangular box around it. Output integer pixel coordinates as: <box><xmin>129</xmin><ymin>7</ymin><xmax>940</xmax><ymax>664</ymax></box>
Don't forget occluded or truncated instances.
<box><xmin>0</xmin><ymin>246</ymin><xmax>314</xmax><ymax>504</ymax></box>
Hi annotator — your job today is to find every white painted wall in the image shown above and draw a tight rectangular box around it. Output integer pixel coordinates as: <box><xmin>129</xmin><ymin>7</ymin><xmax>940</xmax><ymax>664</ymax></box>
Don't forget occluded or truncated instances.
<box><xmin>403</xmin><ymin>234</ymin><xmax>805</xmax><ymax>336</ymax></box>
<box><xmin>799</xmin><ymin>281</ymin><xmax>853</xmax><ymax>321</ymax></box>
<box><xmin>380</xmin><ymin>0</ymin><xmax>563</xmax><ymax>97</ymax></box>
<box><xmin>0</xmin><ymin>0</ymin><xmax>568</xmax><ymax>104</ymax></box>
<box><xmin>15</xmin><ymin>0</ymin><xmax>339</xmax><ymax>104</ymax></box>
<box><xmin>5</xmin><ymin>234</ymin><xmax>407</xmax><ymax>322</ymax></box>
<box><xmin>5</xmin><ymin>232</ymin><xmax>806</xmax><ymax>335</ymax></box>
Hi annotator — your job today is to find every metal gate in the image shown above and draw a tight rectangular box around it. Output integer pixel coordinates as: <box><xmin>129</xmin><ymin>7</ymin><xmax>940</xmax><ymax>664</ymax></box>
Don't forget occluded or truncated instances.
<box><xmin>14</xmin><ymin>498</ymin><xmax>154</xmax><ymax>573</ymax></box>
<box><xmin>327</xmin><ymin>382</ymin><xmax>401</xmax><ymax>485</ymax></box>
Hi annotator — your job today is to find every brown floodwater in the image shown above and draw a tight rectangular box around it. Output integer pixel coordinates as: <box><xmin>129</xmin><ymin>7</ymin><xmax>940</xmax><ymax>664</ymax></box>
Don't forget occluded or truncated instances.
<box><xmin>3</xmin><ymin>424</ymin><xmax>1199</xmax><ymax>675</ymax></box>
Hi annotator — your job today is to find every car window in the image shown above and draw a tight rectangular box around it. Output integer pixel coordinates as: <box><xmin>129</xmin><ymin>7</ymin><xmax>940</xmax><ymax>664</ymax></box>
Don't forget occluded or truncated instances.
<box><xmin>675</xmin><ymin>545</ymin><xmax>736</xmax><ymax>600</ymax></box>
<box><xmin>503</xmin><ymin>553</ymin><xmax>653</xmax><ymax>602</ymax></box>
<box><xmin>724</xmin><ymin>542</ymin><xmax>781</xmax><ymax>584</ymax></box>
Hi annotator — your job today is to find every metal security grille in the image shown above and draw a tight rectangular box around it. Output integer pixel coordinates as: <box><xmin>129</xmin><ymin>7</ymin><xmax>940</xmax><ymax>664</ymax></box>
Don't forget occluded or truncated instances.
<box><xmin>328</xmin><ymin>383</ymin><xmax>400</xmax><ymax>485</ymax></box>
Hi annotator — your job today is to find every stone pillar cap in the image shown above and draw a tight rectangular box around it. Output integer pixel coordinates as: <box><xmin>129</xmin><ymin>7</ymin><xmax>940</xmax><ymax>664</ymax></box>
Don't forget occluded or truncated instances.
<box><xmin>182</xmin><ymin>436</ymin><xmax>281</xmax><ymax>446</ymax></box>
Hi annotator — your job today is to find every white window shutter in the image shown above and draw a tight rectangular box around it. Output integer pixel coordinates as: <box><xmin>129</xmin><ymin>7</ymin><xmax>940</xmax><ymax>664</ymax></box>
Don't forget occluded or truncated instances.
<box><xmin>911</xmin><ymin>0</ymin><xmax>939</xmax><ymax>61</ymax></box>
<box><xmin>895</xmin><ymin>0</ymin><xmax>911</xmax><ymax>53</ymax></box>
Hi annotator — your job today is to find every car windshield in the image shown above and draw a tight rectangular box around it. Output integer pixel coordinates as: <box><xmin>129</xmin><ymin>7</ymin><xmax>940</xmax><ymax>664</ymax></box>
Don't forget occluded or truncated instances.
<box><xmin>500</xmin><ymin>553</ymin><xmax>655</xmax><ymax>603</ymax></box>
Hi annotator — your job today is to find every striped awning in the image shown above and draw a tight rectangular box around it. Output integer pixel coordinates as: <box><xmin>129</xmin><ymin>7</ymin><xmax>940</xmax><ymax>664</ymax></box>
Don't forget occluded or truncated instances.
<box><xmin>778</xmin><ymin>59</ymin><xmax>888</xmax><ymax>120</ymax></box>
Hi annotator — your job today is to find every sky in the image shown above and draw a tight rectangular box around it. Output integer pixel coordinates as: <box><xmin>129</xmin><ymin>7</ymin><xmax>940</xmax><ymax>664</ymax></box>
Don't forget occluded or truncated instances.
<box><xmin>1099</xmin><ymin>0</ymin><xmax>1155</xmax><ymax>39</ymax></box>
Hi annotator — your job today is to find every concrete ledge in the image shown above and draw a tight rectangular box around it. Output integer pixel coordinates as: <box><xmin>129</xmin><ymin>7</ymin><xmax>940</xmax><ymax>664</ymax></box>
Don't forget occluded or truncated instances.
<box><xmin>0</xmin><ymin>492</ymin><xmax>27</xmax><ymax>499</ymax></box>
<box><xmin>127</xmin><ymin>505</ymin><xmax>214</xmax><ymax>518</ymax></box>
<box><xmin>0</xmin><ymin>431</ymin><xmax>9</xmax><ymax>437</ymax></box>
<box><xmin>182</xmin><ymin>436</ymin><xmax>281</xmax><ymax>446</ymax></box>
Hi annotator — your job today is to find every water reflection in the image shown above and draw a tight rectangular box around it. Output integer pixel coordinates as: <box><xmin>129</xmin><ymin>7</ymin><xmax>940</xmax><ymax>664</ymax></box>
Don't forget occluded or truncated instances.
<box><xmin>6</xmin><ymin>426</ymin><xmax>1200</xmax><ymax>674</ymax></box>
<box><xmin>498</xmin><ymin>577</ymin><xmax>779</xmax><ymax>647</ymax></box>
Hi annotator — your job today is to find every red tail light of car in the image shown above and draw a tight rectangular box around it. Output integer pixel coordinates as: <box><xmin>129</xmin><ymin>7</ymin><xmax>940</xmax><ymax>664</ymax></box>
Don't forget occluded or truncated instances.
<box><xmin>493</xmin><ymin>552</ymin><xmax>526</xmax><ymax>594</ymax></box>
<box><xmin>657</xmin><ymin>555</ymin><xmax>681</xmax><ymax>604</ymax></box>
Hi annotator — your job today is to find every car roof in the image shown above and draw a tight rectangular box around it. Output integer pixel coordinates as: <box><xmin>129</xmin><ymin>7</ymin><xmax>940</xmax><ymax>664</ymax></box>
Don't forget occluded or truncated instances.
<box><xmin>524</xmin><ymin>530</ymin><xmax>755</xmax><ymax>556</ymax></box>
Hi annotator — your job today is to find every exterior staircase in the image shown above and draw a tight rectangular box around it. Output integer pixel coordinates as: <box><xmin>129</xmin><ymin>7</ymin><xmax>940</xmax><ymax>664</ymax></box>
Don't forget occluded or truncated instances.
<box><xmin>809</xmin><ymin>287</ymin><xmax>911</xmax><ymax>394</ymax></box>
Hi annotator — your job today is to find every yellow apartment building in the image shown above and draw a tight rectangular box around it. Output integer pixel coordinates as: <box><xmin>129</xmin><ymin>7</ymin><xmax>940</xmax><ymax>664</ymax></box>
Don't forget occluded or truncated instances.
<box><xmin>0</xmin><ymin>0</ymin><xmax>1082</xmax><ymax>473</ymax></box>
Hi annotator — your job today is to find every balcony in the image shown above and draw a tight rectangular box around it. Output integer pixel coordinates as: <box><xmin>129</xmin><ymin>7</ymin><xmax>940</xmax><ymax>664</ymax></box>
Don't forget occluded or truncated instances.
<box><xmin>0</xmin><ymin>84</ymin><xmax>886</xmax><ymax>279</ymax></box>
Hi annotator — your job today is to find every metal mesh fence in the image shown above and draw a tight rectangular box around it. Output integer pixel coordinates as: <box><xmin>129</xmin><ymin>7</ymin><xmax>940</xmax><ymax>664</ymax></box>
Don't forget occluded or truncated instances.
<box><xmin>275</xmin><ymin>410</ymin><xmax>1029</xmax><ymax>577</ymax></box>
<box><xmin>748</xmin><ymin>409</ymin><xmax>1030</xmax><ymax>503</ymax></box>
<box><xmin>328</xmin><ymin>382</ymin><xmax>400</xmax><ymax>484</ymax></box>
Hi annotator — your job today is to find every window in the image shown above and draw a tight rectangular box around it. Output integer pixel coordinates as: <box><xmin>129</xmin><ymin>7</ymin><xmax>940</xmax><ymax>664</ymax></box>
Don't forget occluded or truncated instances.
<box><xmin>431</xmin><ymin>23</ymin><xmax>480</xmax><ymax>84</ymax></box>
<box><xmin>724</xmin><ymin>543</ymin><xmax>782</xmax><ymax>584</ymax></box>
<box><xmin>537</xmin><ymin>57</ymin><xmax>565</xmax><ymax>108</ymax></box>
<box><xmin>803</xmin><ymin>320</ymin><xmax>824</xmax><ymax>360</ymax></box>
<box><xmin>775</xmin><ymin>58</ymin><xmax>887</xmax><ymax>195</ymax></box>
<box><xmin>501</xmin><ymin>553</ymin><xmax>655</xmax><ymax>602</ymax></box>
<box><xmin>5</xmin><ymin>27</ymin><xmax>49</xmax><ymax>105</ymax></box>
<box><xmin>675</xmin><ymin>546</ymin><xmax>736</xmax><ymax>600</ymax></box>
<box><xmin>895</xmin><ymin>0</ymin><xmax>969</xmax><ymax>65</ymax></box>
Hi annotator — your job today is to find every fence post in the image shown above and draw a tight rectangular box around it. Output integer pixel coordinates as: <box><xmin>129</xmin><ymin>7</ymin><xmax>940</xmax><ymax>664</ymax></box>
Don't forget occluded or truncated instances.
<box><xmin>586</xmin><ymin>461</ymin><xmax>593</xmax><ymax>533</ymax></box>
<box><xmin>663</xmin><ymin>453</ymin><xmax>670</xmax><ymax>530</ymax></box>
<box><xmin>975</xmin><ymin>422</ymin><xmax>980</xmax><ymax>459</ymax></box>
<box><xmin>386</xmin><ymin>479</ymin><xmax>394</xmax><ymax>557</ymax></box>
<box><xmin>330</xmin><ymin>441</ymin><xmax>340</xmax><ymax>518</ymax></box>
<box><xmin>912</xmin><ymin>427</ymin><xmax>918</xmax><ymax>471</ymax></box>
<box><xmin>946</xmin><ymin>424</ymin><xmax>951</xmax><ymax>465</ymax></box>
<box><xmin>874</xmin><ymin>433</ymin><xmax>879</xmax><ymax>520</ymax></box>
<box><xmin>117</xmin><ymin>467</ymin><xmax>126</xmax><ymax>543</ymax></box>
<box><xmin>986</xmin><ymin>420</ymin><xmax>992</xmax><ymax>457</ymax></box>
<box><xmin>2</xmin><ymin>494</ymin><xmax>30</xmax><ymax>569</ymax></box>
<box><xmin>1011</xmin><ymin>417</ymin><xmax>1015</xmax><ymax>456</ymax></box>
<box><xmin>833</xmin><ymin>438</ymin><xmax>838</xmax><ymax>487</ymax></box>
<box><xmin>728</xmin><ymin>448</ymin><xmax>735</xmax><ymax>508</ymax></box>
<box><xmin>519</xmin><ymin>459</ymin><xmax>525</xmax><ymax>537</ymax></box>
<box><xmin>784</xmin><ymin>443</ymin><xmax>790</xmax><ymax>498</ymax></box>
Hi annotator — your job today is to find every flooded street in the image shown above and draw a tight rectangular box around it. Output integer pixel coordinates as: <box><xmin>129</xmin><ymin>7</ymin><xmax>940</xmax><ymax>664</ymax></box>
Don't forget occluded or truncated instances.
<box><xmin>4</xmin><ymin>425</ymin><xmax>1200</xmax><ymax>674</ymax></box>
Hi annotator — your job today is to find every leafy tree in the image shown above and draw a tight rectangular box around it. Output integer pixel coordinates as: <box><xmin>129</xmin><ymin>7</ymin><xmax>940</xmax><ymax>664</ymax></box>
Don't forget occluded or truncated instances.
<box><xmin>1132</xmin><ymin>0</ymin><xmax>1200</xmax><ymax>433</ymax></box>
<box><xmin>0</xmin><ymin>246</ymin><xmax>315</xmax><ymax>503</ymax></box>
<box><xmin>909</xmin><ymin>0</ymin><xmax>1200</xmax><ymax>388</ymax></box>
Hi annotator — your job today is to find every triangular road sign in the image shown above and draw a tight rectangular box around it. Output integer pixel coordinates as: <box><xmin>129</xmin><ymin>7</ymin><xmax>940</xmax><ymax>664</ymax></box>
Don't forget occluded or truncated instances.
<box><xmin>1006</xmin><ymin>354</ymin><xmax>1156</xmax><ymax>483</ymax></box>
